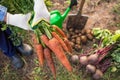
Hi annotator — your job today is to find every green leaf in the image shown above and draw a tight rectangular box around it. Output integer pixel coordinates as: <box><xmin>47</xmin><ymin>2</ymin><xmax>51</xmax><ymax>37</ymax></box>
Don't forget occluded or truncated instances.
<box><xmin>111</xmin><ymin>34</ymin><xmax>120</xmax><ymax>43</ymax></box>
<box><xmin>111</xmin><ymin>66</ymin><xmax>117</xmax><ymax>72</ymax></box>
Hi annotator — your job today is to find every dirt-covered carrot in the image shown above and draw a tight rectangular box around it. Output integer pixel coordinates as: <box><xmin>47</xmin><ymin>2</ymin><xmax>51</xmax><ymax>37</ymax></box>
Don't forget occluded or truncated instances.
<box><xmin>64</xmin><ymin>38</ymin><xmax>73</xmax><ymax>53</ymax></box>
<box><xmin>40</xmin><ymin>34</ymin><xmax>49</xmax><ymax>46</ymax></box>
<box><xmin>48</xmin><ymin>38</ymin><xmax>73</xmax><ymax>72</ymax></box>
<box><xmin>44</xmin><ymin>48</ymin><xmax>56</xmax><ymax>79</ymax></box>
<box><xmin>35</xmin><ymin>44</ymin><xmax>44</xmax><ymax>66</ymax></box>
<box><xmin>52</xmin><ymin>25</ymin><xmax>67</xmax><ymax>38</ymax></box>
<box><xmin>51</xmin><ymin>32</ymin><xmax>70</xmax><ymax>53</ymax></box>
<box><xmin>32</xmin><ymin>35</ymin><xmax>44</xmax><ymax>66</ymax></box>
<box><xmin>40</xmin><ymin>33</ymin><xmax>72</xmax><ymax>71</ymax></box>
<box><xmin>32</xmin><ymin>34</ymin><xmax>38</xmax><ymax>44</ymax></box>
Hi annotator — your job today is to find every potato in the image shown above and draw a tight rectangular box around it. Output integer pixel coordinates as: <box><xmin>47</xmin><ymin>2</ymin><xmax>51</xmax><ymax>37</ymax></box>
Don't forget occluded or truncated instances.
<box><xmin>77</xmin><ymin>45</ymin><xmax>81</xmax><ymax>49</ymax></box>
<box><xmin>85</xmin><ymin>29</ymin><xmax>91</xmax><ymax>34</ymax></box>
<box><xmin>78</xmin><ymin>33</ymin><xmax>82</xmax><ymax>36</ymax></box>
<box><xmin>69</xmin><ymin>42</ymin><xmax>74</xmax><ymax>47</ymax></box>
<box><xmin>76</xmin><ymin>40</ymin><xmax>81</xmax><ymax>44</ymax></box>
<box><xmin>74</xmin><ymin>44</ymin><xmax>81</xmax><ymax>50</ymax></box>
<box><xmin>76</xmin><ymin>37</ymin><xmax>81</xmax><ymax>41</ymax></box>
<box><xmin>76</xmin><ymin>37</ymin><xmax>81</xmax><ymax>44</ymax></box>
<box><xmin>67</xmin><ymin>33</ymin><xmax>70</xmax><ymax>39</ymax></box>
<box><xmin>71</xmin><ymin>38</ymin><xmax>76</xmax><ymax>43</ymax></box>
<box><xmin>69</xmin><ymin>28</ymin><xmax>74</xmax><ymax>32</ymax></box>
<box><xmin>74</xmin><ymin>35</ymin><xmax>78</xmax><ymax>38</ymax></box>
<box><xmin>75</xmin><ymin>29</ymin><xmax>79</xmax><ymax>34</ymax></box>
<box><xmin>69</xmin><ymin>32</ymin><xmax>74</xmax><ymax>36</ymax></box>
<box><xmin>90</xmin><ymin>30</ymin><xmax>94</xmax><ymax>36</ymax></box>
<box><xmin>71</xmin><ymin>35</ymin><xmax>76</xmax><ymax>39</ymax></box>
<box><xmin>86</xmin><ymin>33</ymin><xmax>94</xmax><ymax>40</ymax></box>
<box><xmin>81</xmin><ymin>29</ymin><xmax>86</xmax><ymax>35</ymax></box>
<box><xmin>81</xmin><ymin>35</ymin><xmax>87</xmax><ymax>43</ymax></box>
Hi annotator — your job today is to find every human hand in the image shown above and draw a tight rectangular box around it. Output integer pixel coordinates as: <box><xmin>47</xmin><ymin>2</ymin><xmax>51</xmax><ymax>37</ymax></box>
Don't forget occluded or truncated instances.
<box><xmin>6</xmin><ymin>13</ymin><xmax>32</xmax><ymax>30</ymax></box>
<box><xmin>31</xmin><ymin>0</ymin><xmax>50</xmax><ymax>27</ymax></box>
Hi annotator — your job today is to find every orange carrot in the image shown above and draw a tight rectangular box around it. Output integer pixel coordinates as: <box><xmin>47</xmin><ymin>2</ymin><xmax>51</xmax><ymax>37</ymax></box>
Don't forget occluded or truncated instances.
<box><xmin>32</xmin><ymin>35</ymin><xmax>44</xmax><ymax>66</ymax></box>
<box><xmin>51</xmin><ymin>32</ymin><xmax>70</xmax><ymax>53</ymax></box>
<box><xmin>32</xmin><ymin>34</ymin><xmax>38</xmax><ymax>44</ymax></box>
<box><xmin>64</xmin><ymin>38</ymin><xmax>73</xmax><ymax>53</ymax></box>
<box><xmin>48</xmin><ymin>38</ymin><xmax>72</xmax><ymax>72</ymax></box>
<box><xmin>40</xmin><ymin>34</ymin><xmax>49</xmax><ymax>46</ymax></box>
<box><xmin>52</xmin><ymin>25</ymin><xmax>67</xmax><ymax>38</ymax></box>
<box><xmin>40</xmin><ymin>35</ymin><xmax>72</xmax><ymax>71</ymax></box>
<box><xmin>44</xmin><ymin>48</ymin><xmax>56</xmax><ymax>79</ymax></box>
<box><xmin>35</xmin><ymin>44</ymin><xmax>44</xmax><ymax>66</ymax></box>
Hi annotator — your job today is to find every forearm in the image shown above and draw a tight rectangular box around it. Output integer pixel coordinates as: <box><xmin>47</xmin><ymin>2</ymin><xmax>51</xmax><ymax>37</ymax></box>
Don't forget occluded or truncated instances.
<box><xmin>4</xmin><ymin>14</ymin><xmax>7</xmax><ymax>22</ymax></box>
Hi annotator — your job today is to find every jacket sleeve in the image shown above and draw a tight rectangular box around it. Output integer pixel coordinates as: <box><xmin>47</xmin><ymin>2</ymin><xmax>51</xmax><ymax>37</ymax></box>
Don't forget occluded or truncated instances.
<box><xmin>0</xmin><ymin>5</ymin><xmax>7</xmax><ymax>22</ymax></box>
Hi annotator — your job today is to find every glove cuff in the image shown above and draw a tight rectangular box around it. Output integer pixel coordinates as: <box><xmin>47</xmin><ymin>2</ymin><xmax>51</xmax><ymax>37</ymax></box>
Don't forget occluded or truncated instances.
<box><xmin>0</xmin><ymin>5</ymin><xmax>7</xmax><ymax>22</ymax></box>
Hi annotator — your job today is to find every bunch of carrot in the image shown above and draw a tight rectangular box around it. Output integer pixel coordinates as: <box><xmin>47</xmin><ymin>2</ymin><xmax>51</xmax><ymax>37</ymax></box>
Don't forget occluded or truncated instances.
<box><xmin>32</xmin><ymin>20</ymin><xmax>73</xmax><ymax>79</ymax></box>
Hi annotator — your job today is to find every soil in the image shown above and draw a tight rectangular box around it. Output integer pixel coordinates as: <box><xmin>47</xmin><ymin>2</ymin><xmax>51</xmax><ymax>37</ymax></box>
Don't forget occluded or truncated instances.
<box><xmin>0</xmin><ymin>0</ymin><xmax>120</xmax><ymax>80</ymax></box>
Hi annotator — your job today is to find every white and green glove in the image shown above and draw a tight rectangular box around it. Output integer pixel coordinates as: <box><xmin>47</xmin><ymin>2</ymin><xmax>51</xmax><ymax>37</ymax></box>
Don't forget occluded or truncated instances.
<box><xmin>4</xmin><ymin>0</ymin><xmax>50</xmax><ymax>30</ymax></box>
<box><xmin>31</xmin><ymin>0</ymin><xmax>50</xmax><ymax>27</ymax></box>
<box><xmin>6</xmin><ymin>13</ymin><xmax>32</xmax><ymax>30</ymax></box>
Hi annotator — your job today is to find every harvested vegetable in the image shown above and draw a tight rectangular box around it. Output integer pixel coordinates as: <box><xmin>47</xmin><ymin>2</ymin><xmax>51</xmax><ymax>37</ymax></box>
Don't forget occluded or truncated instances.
<box><xmin>44</xmin><ymin>48</ymin><xmax>56</xmax><ymax>79</ymax></box>
<box><xmin>32</xmin><ymin>20</ymin><xmax>72</xmax><ymax>78</ymax></box>
<box><xmin>79</xmin><ymin>55</ymin><xmax>88</xmax><ymax>65</ymax></box>
<box><xmin>80</xmin><ymin>35</ymin><xmax>87</xmax><ymax>43</ymax></box>
<box><xmin>40</xmin><ymin>34</ymin><xmax>49</xmax><ymax>46</ymax></box>
<box><xmin>53</xmin><ymin>25</ymin><xmax>67</xmax><ymax>38</ymax></box>
<box><xmin>35</xmin><ymin>44</ymin><xmax>44</xmax><ymax>66</ymax></box>
<box><xmin>85</xmin><ymin>29</ymin><xmax>92</xmax><ymax>34</ymax></box>
<box><xmin>64</xmin><ymin>38</ymin><xmax>73</xmax><ymax>53</ymax></box>
<box><xmin>48</xmin><ymin>38</ymin><xmax>73</xmax><ymax>72</ymax></box>
<box><xmin>66</xmin><ymin>27</ymin><xmax>94</xmax><ymax>51</ymax></box>
<box><xmin>32</xmin><ymin>35</ymin><xmax>44</xmax><ymax>66</ymax></box>
<box><xmin>81</xmin><ymin>29</ymin><xmax>86</xmax><ymax>35</ymax></box>
<box><xmin>71</xmin><ymin>54</ymin><xmax>79</xmax><ymax>64</ymax></box>
<box><xmin>87</xmin><ymin>54</ymin><xmax>99</xmax><ymax>64</ymax></box>
<box><xmin>86</xmin><ymin>33</ymin><xmax>93</xmax><ymax>40</ymax></box>
<box><xmin>86</xmin><ymin>64</ymin><xmax>96</xmax><ymax>73</ymax></box>
<box><xmin>76</xmin><ymin>37</ymin><xmax>81</xmax><ymax>44</ymax></box>
<box><xmin>51</xmin><ymin>32</ymin><xmax>69</xmax><ymax>53</ymax></box>
<box><xmin>92</xmin><ymin>69</ymin><xmax>103</xmax><ymax>80</ymax></box>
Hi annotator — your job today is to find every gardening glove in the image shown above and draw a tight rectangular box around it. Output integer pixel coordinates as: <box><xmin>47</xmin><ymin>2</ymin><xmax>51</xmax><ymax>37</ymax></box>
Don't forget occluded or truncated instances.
<box><xmin>31</xmin><ymin>0</ymin><xmax>50</xmax><ymax>27</ymax></box>
<box><xmin>6</xmin><ymin>13</ymin><xmax>32</xmax><ymax>30</ymax></box>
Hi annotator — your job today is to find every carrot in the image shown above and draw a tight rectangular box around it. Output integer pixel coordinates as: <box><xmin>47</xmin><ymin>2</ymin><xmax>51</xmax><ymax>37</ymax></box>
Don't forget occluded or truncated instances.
<box><xmin>64</xmin><ymin>38</ymin><xmax>73</xmax><ymax>53</ymax></box>
<box><xmin>48</xmin><ymin>38</ymin><xmax>72</xmax><ymax>72</ymax></box>
<box><xmin>41</xmin><ymin>35</ymin><xmax>72</xmax><ymax>71</ymax></box>
<box><xmin>32</xmin><ymin>35</ymin><xmax>44</xmax><ymax>66</ymax></box>
<box><xmin>44</xmin><ymin>48</ymin><xmax>56</xmax><ymax>79</ymax></box>
<box><xmin>52</xmin><ymin>25</ymin><xmax>67</xmax><ymax>38</ymax></box>
<box><xmin>35</xmin><ymin>44</ymin><xmax>44</xmax><ymax>66</ymax></box>
<box><xmin>32</xmin><ymin>34</ymin><xmax>38</xmax><ymax>44</ymax></box>
<box><xmin>40</xmin><ymin>34</ymin><xmax>49</xmax><ymax>46</ymax></box>
<box><xmin>51</xmin><ymin>32</ymin><xmax>70</xmax><ymax>53</ymax></box>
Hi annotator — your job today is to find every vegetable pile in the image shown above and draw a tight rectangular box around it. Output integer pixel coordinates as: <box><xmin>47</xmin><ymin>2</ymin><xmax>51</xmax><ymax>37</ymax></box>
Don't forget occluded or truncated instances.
<box><xmin>32</xmin><ymin>20</ymin><xmax>73</xmax><ymax>79</ymax></box>
<box><xmin>70</xmin><ymin>28</ymin><xmax>120</xmax><ymax>80</ymax></box>
<box><xmin>66</xmin><ymin>27</ymin><xmax>94</xmax><ymax>51</ymax></box>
